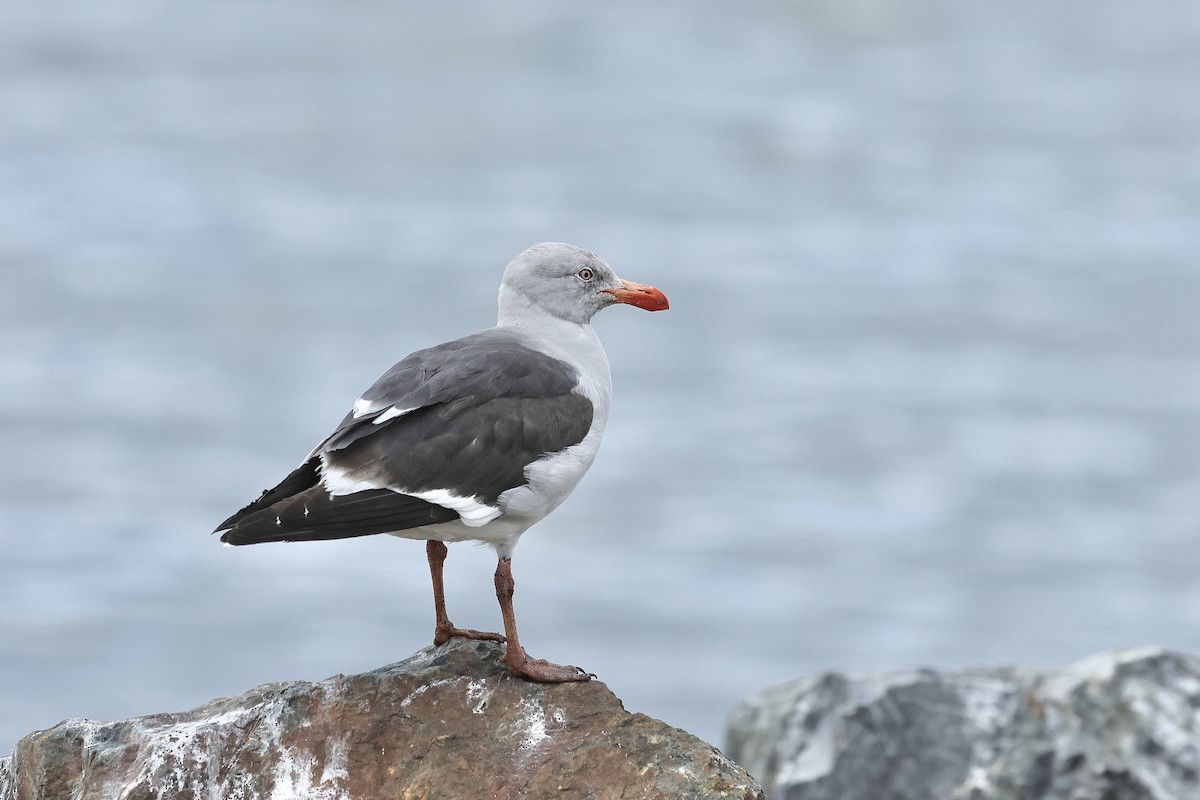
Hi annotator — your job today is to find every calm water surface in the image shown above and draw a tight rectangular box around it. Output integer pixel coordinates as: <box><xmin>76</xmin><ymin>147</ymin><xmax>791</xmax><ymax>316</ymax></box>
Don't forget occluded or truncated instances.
<box><xmin>2</xmin><ymin>0</ymin><xmax>1199</xmax><ymax>750</ymax></box>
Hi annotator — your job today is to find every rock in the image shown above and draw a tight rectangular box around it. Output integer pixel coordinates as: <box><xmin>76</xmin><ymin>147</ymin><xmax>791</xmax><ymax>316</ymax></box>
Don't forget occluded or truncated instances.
<box><xmin>725</xmin><ymin>648</ymin><xmax>1200</xmax><ymax>800</ymax></box>
<box><xmin>1</xmin><ymin>639</ymin><xmax>763</xmax><ymax>800</ymax></box>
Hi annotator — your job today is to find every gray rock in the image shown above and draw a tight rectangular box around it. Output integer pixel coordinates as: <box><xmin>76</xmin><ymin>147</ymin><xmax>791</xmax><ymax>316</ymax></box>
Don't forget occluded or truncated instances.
<box><xmin>1</xmin><ymin>638</ymin><xmax>764</xmax><ymax>800</ymax></box>
<box><xmin>726</xmin><ymin>648</ymin><xmax>1200</xmax><ymax>800</ymax></box>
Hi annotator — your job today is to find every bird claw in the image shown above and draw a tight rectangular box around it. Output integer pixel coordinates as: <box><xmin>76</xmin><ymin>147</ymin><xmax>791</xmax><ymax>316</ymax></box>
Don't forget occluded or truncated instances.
<box><xmin>500</xmin><ymin>648</ymin><xmax>592</xmax><ymax>683</ymax></box>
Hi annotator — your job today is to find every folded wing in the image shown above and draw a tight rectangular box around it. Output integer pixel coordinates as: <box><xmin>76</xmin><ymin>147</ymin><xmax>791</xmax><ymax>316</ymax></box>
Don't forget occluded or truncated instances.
<box><xmin>216</xmin><ymin>330</ymin><xmax>594</xmax><ymax>545</ymax></box>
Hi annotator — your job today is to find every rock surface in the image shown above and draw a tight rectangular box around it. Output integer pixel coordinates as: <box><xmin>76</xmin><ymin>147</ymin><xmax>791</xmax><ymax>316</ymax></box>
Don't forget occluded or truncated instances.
<box><xmin>1</xmin><ymin>638</ymin><xmax>763</xmax><ymax>800</ymax></box>
<box><xmin>726</xmin><ymin>647</ymin><xmax>1200</xmax><ymax>800</ymax></box>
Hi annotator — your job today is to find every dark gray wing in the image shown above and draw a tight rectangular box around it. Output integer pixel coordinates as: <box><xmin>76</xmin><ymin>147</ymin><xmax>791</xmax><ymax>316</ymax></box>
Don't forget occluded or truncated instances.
<box><xmin>216</xmin><ymin>329</ymin><xmax>593</xmax><ymax>545</ymax></box>
<box><xmin>325</xmin><ymin>329</ymin><xmax>584</xmax><ymax>450</ymax></box>
<box><xmin>319</xmin><ymin>329</ymin><xmax>594</xmax><ymax>503</ymax></box>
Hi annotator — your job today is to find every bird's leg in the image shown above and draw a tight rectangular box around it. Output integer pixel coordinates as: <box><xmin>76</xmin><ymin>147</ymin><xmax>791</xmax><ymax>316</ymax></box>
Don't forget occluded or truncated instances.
<box><xmin>426</xmin><ymin>540</ymin><xmax>504</xmax><ymax>645</ymax></box>
<box><xmin>494</xmin><ymin>556</ymin><xmax>590</xmax><ymax>682</ymax></box>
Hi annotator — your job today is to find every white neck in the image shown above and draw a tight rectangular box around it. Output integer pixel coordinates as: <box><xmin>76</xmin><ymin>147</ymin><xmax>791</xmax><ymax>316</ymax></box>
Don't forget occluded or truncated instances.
<box><xmin>495</xmin><ymin>284</ymin><xmax>613</xmax><ymax>419</ymax></box>
<box><xmin>498</xmin><ymin>284</ymin><xmax>568</xmax><ymax>329</ymax></box>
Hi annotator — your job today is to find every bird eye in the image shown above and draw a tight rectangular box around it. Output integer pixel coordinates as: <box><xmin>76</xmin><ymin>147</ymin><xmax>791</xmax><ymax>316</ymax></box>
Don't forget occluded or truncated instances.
<box><xmin>577</xmin><ymin>268</ymin><xmax>594</xmax><ymax>282</ymax></box>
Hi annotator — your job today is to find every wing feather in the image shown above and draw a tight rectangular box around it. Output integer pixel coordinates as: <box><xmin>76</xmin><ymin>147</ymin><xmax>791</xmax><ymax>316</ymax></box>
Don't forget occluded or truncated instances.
<box><xmin>215</xmin><ymin>330</ymin><xmax>594</xmax><ymax>546</ymax></box>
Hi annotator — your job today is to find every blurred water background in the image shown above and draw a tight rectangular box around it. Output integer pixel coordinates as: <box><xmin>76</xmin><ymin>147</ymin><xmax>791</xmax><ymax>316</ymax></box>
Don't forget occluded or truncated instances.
<box><xmin>2</xmin><ymin>0</ymin><xmax>1199</xmax><ymax>751</ymax></box>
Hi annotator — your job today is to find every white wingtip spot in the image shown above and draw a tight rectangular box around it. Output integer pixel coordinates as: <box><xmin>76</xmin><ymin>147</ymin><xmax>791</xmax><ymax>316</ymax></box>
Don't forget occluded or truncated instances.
<box><xmin>351</xmin><ymin>397</ymin><xmax>373</xmax><ymax>418</ymax></box>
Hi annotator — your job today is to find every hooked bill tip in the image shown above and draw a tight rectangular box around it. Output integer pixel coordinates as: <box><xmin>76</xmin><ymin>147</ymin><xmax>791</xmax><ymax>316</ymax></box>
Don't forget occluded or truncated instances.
<box><xmin>605</xmin><ymin>280</ymin><xmax>669</xmax><ymax>311</ymax></box>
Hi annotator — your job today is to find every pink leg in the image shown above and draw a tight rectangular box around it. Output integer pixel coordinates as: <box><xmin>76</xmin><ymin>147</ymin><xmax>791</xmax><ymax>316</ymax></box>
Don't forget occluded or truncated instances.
<box><xmin>494</xmin><ymin>556</ymin><xmax>590</xmax><ymax>682</ymax></box>
<box><xmin>426</xmin><ymin>540</ymin><xmax>504</xmax><ymax>645</ymax></box>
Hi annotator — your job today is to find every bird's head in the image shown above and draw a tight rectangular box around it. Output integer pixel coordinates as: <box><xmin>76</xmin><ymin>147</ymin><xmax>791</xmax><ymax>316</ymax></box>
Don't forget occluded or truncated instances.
<box><xmin>498</xmin><ymin>242</ymin><xmax>669</xmax><ymax>326</ymax></box>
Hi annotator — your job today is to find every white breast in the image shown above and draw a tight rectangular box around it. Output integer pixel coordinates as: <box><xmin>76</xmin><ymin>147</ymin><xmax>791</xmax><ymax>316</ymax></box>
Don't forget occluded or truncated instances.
<box><xmin>387</xmin><ymin>320</ymin><xmax>614</xmax><ymax>558</ymax></box>
<box><xmin>494</xmin><ymin>320</ymin><xmax>613</xmax><ymax>535</ymax></box>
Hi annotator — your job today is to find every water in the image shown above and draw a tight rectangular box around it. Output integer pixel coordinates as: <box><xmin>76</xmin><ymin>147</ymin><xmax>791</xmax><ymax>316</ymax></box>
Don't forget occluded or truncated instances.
<box><xmin>2</xmin><ymin>0</ymin><xmax>1198</xmax><ymax>752</ymax></box>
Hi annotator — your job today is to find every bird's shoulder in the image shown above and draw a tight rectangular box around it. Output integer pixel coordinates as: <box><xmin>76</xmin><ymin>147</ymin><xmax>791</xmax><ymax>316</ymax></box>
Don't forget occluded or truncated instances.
<box><xmin>362</xmin><ymin>327</ymin><xmax>580</xmax><ymax>409</ymax></box>
<box><xmin>317</xmin><ymin>328</ymin><xmax>586</xmax><ymax>454</ymax></box>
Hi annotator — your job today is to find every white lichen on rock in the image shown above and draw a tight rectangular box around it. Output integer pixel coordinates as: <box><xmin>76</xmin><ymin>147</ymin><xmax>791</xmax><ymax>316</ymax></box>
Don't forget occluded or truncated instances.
<box><xmin>2</xmin><ymin>640</ymin><xmax>765</xmax><ymax>800</ymax></box>
<box><xmin>728</xmin><ymin>648</ymin><xmax>1200</xmax><ymax>800</ymax></box>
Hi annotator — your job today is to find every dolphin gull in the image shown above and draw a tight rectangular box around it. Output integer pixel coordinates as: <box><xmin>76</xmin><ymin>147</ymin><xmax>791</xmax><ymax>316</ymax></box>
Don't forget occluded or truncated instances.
<box><xmin>215</xmin><ymin>242</ymin><xmax>669</xmax><ymax>682</ymax></box>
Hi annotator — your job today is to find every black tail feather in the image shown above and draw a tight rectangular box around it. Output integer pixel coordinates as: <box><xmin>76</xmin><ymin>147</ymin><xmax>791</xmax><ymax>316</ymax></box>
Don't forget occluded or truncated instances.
<box><xmin>215</xmin><ymin>457</ymin><xmax>324</xmax><ymax>532</ymax></box>
<box><xmin>218</xmin><ymin>483</ymin><xmax>459</xmax><ymax>545</ymax></box>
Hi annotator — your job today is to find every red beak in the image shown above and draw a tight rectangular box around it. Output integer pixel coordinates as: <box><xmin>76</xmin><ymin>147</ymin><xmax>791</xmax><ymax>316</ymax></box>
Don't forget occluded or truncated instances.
<box><xmin>603</xmin><ymin>280</ymin><xmax>669</xmax><ymax>312</ymax></box>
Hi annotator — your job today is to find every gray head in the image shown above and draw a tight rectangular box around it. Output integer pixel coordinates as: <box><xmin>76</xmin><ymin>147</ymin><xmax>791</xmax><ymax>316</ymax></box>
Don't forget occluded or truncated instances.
<box><xmin>497</xmin><ymin>242</ymin><xmax>668</xmax><ymax>327</ymax></box>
